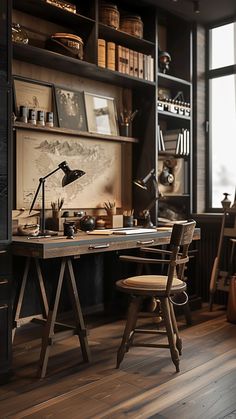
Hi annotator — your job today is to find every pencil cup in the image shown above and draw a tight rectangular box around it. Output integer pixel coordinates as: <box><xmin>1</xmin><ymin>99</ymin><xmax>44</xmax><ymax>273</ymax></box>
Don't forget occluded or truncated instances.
<box><xmin>120</xmin><ymin>123</ymin><xmax>130</xmax><ymax>137</ymax></box>
<box><xmin>123</xmin><ymin>215</ymin><xmax>134</xmax><ymax>227</ymax></box>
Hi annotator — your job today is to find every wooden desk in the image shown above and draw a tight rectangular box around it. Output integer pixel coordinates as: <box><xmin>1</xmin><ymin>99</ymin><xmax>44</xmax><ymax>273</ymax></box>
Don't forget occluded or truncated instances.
<box><xmin>12</xmin><ymin>228</ymin><xmax>200</xmax><ymax>377</ymax></box>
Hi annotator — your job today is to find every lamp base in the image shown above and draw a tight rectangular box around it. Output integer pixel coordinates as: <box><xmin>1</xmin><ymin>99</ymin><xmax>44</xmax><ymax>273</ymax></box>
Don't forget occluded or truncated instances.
<box><xmin>35</xmin><ymin>230</ymin><xmax>59</xmax><ymax>238</ymax></box>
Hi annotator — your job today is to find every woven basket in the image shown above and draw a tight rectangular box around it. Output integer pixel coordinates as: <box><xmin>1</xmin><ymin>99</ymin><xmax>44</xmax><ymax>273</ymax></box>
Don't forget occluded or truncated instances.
<box><xmin>120</xmin><ymin>15</ymin><xmax>143</xmax><ymax>38</ymax></box>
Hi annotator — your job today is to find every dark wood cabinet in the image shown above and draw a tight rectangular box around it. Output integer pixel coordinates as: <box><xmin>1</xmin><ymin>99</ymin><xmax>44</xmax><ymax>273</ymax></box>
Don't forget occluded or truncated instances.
<box><xmin>0</xmin><ymin>0</ymin><xmax>12</xmax><ymax>381</ymax></box>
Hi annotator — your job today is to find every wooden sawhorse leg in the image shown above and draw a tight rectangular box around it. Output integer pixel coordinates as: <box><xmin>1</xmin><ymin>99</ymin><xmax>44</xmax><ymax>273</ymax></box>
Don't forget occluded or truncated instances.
<box><xmin>37</xmin><ymin>256</ymin><xmax>91</xmax><ymax>378</ymax></box>
<box><xmin>12</xmin><ymin>257</ymin><xmax>49</xmax><ymax>342</ymax></box>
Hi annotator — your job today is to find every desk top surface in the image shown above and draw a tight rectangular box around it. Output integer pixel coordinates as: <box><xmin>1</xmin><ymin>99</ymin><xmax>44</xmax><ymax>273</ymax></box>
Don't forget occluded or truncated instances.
<box><xmin>12</xmin><ymin>228</ymin><xmax>200</xmax><ymax>259</ymax></box>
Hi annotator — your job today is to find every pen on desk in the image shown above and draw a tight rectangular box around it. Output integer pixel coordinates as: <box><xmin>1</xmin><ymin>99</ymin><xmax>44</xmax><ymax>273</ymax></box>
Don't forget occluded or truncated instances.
<box><xmin>27</xmin><ymin>235</ymin><xmax>51</xmax><ymax>239</ymax></box>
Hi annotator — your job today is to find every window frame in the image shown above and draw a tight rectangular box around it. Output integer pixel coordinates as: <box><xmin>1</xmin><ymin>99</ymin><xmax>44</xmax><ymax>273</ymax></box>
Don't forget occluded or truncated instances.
<box><xmin>206</xmin><ymin>19</ymin><xmax>236</xmax><ymax>212</ymax></box>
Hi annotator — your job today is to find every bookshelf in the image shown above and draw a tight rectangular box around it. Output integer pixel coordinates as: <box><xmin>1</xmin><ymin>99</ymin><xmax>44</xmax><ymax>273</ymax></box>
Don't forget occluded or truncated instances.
<box><xmin>11</xmin><ymin>0</ymin><xmax>193</xmax><ymax>224</ymax></box>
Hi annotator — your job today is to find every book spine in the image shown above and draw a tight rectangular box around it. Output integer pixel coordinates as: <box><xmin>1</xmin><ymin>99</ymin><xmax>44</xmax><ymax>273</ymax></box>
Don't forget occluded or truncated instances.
<box><xmin>133</xmin><ymin>51</ymin><xmax>138</xmax><ymax>77</ymax></box>
<box><xmin>124</xmin><ymin>47</ymin><xmax>130</xmax><ymax>74</ymax></box>
<box><xmin>143</xmin><ymin>54</ymin><xmax>148</xmax><ymax>80</ymax></box>
<box><xmin>116</xmin><ymin>45</ymin><xmax>123</xmax><ymax>73</ymax></box>
<box><xmin>138</xmin><ymin>52</ymin><xmax>144</xmax><ymax>78</ymax></box>
<box><xmin>107</xmin><ymin>42</ymin><xmax>116</xmax><ymax>71</ymax></box>
<box><xmin>129</xmin><ymin>49</ymin><xmax>134</xmax><ymax>76</ymax></box>
<box><xmin>97</xmin><ymin>39</ymin><xmax>106</xmax><ymax>68</ymax></box>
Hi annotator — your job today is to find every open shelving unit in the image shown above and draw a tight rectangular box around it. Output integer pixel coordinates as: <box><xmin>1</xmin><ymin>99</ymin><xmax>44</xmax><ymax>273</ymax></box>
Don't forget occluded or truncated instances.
<box><xmin>12</xmin><ymin>0</ymin><xmax>193</xmax><ymax>223</ymax></box>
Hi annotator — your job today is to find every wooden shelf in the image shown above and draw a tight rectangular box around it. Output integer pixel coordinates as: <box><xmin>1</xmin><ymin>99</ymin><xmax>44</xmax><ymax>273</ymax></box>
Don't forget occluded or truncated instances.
<box><xmin>13</xmin><ymin>0</ymin><xmax>94</xmax><ymax>31</ymax></box>
<box><xmin>159</xmin><ymin>151</ymin><xmax>190</xmax><ymax>159</ymax></box>
<box><xmin>158</xmin><ymin>110</ymin><xmax>191</xmax><ymax>121</ymax></box>
<box><xmin>13</xmin><ymin>44</ymin><xmax>156</xmax><ymax>91</ymax></box>
<box><xmin>158</xmin><ymin>73</ymin><xmax>191</xmax><ymax>87</ymax></box>
<box><xmin>98</xmin><ymin>23</ymin><xmax>155</xmax><ymax>54</ymax></box>
<box><xmin>13</xmin><ymin>122</ymin><xmax>139</xmax><ymax>144</ymax></box>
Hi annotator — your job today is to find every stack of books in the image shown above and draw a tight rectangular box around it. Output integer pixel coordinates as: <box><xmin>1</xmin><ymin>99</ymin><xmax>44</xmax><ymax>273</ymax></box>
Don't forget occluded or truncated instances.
<box><xmin>98</xmin><ymin>39</ymin><xmax>154</xmax><ymax>81</ymax></box>
<box><xmin>163</xmin><ymin>128</ymin><xmax>190</xmax><ymax>155</ymax></box>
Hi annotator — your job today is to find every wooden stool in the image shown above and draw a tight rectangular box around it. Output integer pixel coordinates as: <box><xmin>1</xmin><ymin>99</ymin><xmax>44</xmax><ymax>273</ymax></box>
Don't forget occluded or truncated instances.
<box><xmin>116</xmin><ymin>220</ymin><xmax>196</xmax><ymax>372</ymax></box>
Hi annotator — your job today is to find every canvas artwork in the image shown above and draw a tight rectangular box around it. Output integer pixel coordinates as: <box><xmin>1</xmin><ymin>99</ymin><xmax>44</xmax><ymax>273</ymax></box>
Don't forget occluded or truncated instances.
<box><xmin>13</xmin><ymin>78</ymin><xmax>53</xmax><ymax>115</ymax></box>
<box><xmin>84</xmin><ymin>93</ymin><xmax>118</xmax><ymax>135</ymax></box>
<box><xmin>55</xmin><ymin>86</ymin><xmax>87</xmax><ymax>131</ymax></box>
<box><xmin>16</xmin><ymin>130</ymin><xmax>122</xmax><ymax>209</ymax></box>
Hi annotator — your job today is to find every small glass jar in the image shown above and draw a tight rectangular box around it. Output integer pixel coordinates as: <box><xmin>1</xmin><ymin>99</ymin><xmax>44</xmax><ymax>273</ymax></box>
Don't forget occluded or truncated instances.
<box><xmin>100</xmin><ymin>3</ymin><xmax>120</xmax><ymax>29</ymax></box>
<box><xmin>120</xmin><ymin>15</ymin><xmax>143</xmax><ymax>38</ymax></box>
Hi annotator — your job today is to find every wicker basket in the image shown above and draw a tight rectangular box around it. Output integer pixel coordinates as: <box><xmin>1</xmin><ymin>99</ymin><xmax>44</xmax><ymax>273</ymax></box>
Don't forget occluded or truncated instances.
<box><xmin>120</xmin><ymin>15</ymin><xmax>143</xmax><ymax>38</ymax></box>
<box><xmin>100</xmin><ymin>3</ymin><xmax>120</xmax><ymax>29</ymax></box>
<box><xmin>46</xmin><ymin>33</ymin><xmax>84</xmax><ymax>60</ymax></box>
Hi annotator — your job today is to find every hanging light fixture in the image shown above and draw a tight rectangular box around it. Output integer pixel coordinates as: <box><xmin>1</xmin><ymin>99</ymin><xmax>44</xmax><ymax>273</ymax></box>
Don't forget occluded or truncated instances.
<box><xmin>193</xmin><ymin>0</ymin><xmax>200</xmax><ymax>14</ymax></box>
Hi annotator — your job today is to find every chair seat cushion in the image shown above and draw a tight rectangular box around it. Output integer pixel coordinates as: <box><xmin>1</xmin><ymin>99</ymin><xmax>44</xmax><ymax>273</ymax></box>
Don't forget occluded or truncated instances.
<box><xmin>122</xmin><ymin>275</ymin><xmax>185</xmax><ymax>291</ymax></box>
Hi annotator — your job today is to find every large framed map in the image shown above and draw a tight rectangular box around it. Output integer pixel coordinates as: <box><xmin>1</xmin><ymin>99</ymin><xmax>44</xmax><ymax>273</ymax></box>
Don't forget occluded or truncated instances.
<box><xmin>16</xmin><ymin>130</ymin><xmax>122</xmax><ymax>209</ymax></box>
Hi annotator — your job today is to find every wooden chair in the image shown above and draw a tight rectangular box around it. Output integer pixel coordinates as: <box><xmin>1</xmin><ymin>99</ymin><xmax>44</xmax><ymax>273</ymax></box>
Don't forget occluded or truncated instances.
<box><xmin>209</xmin><ymin>208</ymin><xmax>236</xmax><ymax>311</ymax></box>
<box><xmin>116</xmin><ymin>220</ymin><xmax>196</xmax><ymax>372</ymax></box>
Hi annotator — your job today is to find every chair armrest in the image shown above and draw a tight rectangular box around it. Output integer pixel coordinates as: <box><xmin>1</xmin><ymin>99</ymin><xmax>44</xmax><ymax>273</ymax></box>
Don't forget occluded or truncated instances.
<box><xmin>175</xmin><ymin>256</ymin><xmax>189</xmax><ymax>265</ymax></box>
<box><xmin>140</xmin><ymin>247</ymin><xmax>172</xmax><ymax>255</ymax></box>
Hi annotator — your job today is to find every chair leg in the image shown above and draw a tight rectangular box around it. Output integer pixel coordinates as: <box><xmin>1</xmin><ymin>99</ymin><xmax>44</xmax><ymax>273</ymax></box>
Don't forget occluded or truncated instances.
<box><xmin>169</xmin><ymin>301</ymin><xmax>182</xmax><ymax>356</ymax></box>
<box><xmin>161</xmin><ymin>298</ymin><xmax>180</xmax><ymax>373</ymax></box>
<box><xmin>116</xmin><ymin>295</ymin><xmax>141</xmax><ymax>368</ymax></box>
<box><xmin>209</xmin><ymin>292</ymin><xmax>214</xmax><ymax>311</ymax></box>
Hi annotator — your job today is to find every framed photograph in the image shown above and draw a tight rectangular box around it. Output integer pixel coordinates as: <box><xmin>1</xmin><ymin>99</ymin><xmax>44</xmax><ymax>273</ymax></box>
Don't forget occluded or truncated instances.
<box><xmin>55</xmin><ymin>86</ymin><xmax>88</xmax><ymax>131</ymax></box>
<box><xmin>13</xmin><ymin>76</ymin><xmax>53</xmax><ymax>116</ymax></box>
<box><xmin>84</xmin><ymin>93</ymin><xmax>118</xmax><ymax>136</ymax></box>
<box><xmin>16</xmin><ymin>129</ymin><xmax>123</xmax><ymax>209</ymax></box>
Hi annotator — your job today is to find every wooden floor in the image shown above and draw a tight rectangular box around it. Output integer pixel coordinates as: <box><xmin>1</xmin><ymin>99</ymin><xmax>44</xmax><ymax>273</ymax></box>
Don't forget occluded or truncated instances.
<box><xmin>1</xmin><ymin>306</ymin><xmax>236</xmax><ymax>419</ymax></box>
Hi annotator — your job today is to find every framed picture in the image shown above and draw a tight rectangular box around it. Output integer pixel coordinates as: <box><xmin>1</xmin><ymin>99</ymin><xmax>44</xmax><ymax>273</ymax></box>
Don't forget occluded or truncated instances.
<box><xmin>13</xmin><ymin>76</ymin><xmax>53</xmax><ymax>116</ymax></box>
<box><xmin>16</xmin><ymin>129</ymin><xmax>123</xmax><ymax>209</ymax></box>
<box><xmin>84</xmin><ymin>93</ymin><xmax>118</xmax><ymax>136</ymax></box>
<box><xmin>55</xmin><ymin>86</ymin><xmax>87</xmax><ymax>131</ymax></box>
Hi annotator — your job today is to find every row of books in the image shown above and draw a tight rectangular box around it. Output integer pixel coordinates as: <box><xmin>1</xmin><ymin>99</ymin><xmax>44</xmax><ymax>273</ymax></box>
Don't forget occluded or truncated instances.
<box><xmin>97</xmin><ymin>39</ymin><xmax>154</xmax><ymax>81</ymax></box>
<box><xmin>158</xmin><ymin>127</ymin><xmax>190</xmax><ymax>156</ymax></box>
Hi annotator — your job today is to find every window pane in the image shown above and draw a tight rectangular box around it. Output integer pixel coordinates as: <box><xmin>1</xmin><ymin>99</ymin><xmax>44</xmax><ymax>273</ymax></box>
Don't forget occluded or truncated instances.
<box><xmin>210</xmin><ymin>75</ymin><xmax>236</xmax><ymax>207</ymax></box>
<box><xmin>210</xmin><ymin>23</ymin><xmax>236</xmax><ymax>69</ymax></box>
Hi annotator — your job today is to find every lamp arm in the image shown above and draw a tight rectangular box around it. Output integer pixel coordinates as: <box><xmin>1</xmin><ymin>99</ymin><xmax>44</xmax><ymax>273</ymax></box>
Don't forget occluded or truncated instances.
<box><xmin>144</xmin><ymin>196</ymin><xmax>159</xmax><ymax>212</ymax></box>
<box><xmin>29</xmin><ymin>166</ymin><xmax>61</xmax><ymax>214</ymax></box>
<box><xmin>29</xmin><ymin>178</ymin><xmax>43</xmax><ymax>214</ymax></box>
<box><xmin>142</xmin><ymin>168</ymin><xmax>155</xmax><ymax>184</ymax></box>
<box><xmin>42</xmin><ymin>166</ymin><xmax>61</xmax><ymax>181</ymax></box>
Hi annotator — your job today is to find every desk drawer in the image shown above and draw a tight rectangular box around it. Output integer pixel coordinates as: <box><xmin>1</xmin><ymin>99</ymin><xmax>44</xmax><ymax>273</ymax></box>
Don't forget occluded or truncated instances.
<box><xmin>43</xmin><ymin>235</ymin><xmax>171</xmax><ymax>258</ymax></box>
<box><xmin>74</xmin><ymin>236</ymin><xmax>168</xmax><ymax>255</ymax></box>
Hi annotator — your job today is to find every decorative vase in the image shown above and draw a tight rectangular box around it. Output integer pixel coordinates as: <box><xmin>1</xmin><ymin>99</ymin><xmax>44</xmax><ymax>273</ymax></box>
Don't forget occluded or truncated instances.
<box><xmin>221</xmin><ymin>193</ymin><xmax>231</xmax><ymax>210</ymax></box>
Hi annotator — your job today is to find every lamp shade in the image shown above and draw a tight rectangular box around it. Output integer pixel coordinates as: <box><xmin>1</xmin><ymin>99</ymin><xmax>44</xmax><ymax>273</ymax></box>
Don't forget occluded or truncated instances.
<box><xmin>133</xmin><ymin>178</ymin><xmax>148</xmax><ymax>190</ymax></box>
<box><xmin>59</xmin><ymin>161</ymin><xmax>85</xmax><ymax>187</ymax></box>
<box><xmin>133</xmin><ymin>168</ymin><xmax>156</xmax><ymax>190</ymax></box>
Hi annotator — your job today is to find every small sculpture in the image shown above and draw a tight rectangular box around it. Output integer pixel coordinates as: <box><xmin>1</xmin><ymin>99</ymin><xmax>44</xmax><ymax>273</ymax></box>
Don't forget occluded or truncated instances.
<box><xmin>158</xmin><ymin>48</ymin><xmax>171</xmax><ymax>74</ymax></box>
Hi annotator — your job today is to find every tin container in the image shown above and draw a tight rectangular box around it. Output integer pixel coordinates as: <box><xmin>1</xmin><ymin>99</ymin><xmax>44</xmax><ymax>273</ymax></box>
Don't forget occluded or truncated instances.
<box><xmin>100</xmin><ymin>3</ymin><xmax>120</xmax><ymax>29</ymax></box>
<box><xmin>120</xmin><ymin>15</ymin><xmax>143</xmax><ymax>38</ymax></box>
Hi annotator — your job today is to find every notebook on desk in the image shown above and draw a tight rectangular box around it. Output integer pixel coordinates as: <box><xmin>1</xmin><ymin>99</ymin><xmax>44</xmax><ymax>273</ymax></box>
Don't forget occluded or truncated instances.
<box><xmin>112</xmin><ymin>228</ymin><xmax>156</xmax><ymax>235</ymax></box>
<box><xmin>87</xmin><ymin>228</ymin><xmax>156</xmax><ymax>235</ymax></box>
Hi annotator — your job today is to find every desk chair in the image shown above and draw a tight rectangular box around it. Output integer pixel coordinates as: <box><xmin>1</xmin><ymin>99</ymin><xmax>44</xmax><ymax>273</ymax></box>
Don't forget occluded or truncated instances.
<box><xmin>116</xmin><ymin>220</ymin><xmax>196</xmax><ymax>372</ymax></box>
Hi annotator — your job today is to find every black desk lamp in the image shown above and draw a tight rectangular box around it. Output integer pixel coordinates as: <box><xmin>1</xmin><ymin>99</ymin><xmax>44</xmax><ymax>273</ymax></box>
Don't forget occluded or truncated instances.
<box><xmin>134</xmin><ymin>168</ymin><xmax>162</xmax><ymax>227</ymax></box>
<box><xmin>29</xmin><ymin>161</ymin><xmax>85</xmax><ymax>236</ymax></box>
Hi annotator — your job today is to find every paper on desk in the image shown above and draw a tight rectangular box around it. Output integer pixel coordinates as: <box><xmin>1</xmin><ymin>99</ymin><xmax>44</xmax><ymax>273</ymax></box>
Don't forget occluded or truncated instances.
<box><xmin>12</xmin><ymin>209</ymin><xmax>40</xmax><ymax>219</ymax></box>
<box><xmin>87</xmin><ymin>230</ymin><xmax>113</xmax><ymax>235</ymax></box>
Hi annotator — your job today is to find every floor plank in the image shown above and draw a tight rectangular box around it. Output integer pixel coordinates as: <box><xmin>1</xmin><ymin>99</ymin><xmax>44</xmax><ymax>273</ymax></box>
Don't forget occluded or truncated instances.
<box><xmin>1</xmin><ymin>306</ymin><xmax>236</xmax><ymax>419</ymax></box>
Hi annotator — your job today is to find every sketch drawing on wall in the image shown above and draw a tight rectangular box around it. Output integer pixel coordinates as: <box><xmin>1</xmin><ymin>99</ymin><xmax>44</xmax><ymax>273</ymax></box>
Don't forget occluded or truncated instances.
<box><xmin>16</xmin><ymin>130</ymin><xmax>122</xmax><ymax>209</ymax></box>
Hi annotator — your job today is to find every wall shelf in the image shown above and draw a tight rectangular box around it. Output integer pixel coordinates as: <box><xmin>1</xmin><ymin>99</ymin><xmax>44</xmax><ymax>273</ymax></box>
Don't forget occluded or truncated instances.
<box><xmin>158</xmin><ymin>110</ymin><xmax>191</xmax><ymax>121</ymax></box>
<box><xmin>13</xmin><ymin>44</ymin><xmax>156</xmax><ymax>91</ymax></box>
<box><xmin>13</xmin><ymin>122</ymin><xmax>139</xmax><ymax>144</ymax></box>
<box><xmin>98</xmin><ymin>23</ymin><xmax>155</xmax><ymax>54</ymax></box>
<box><xmin>13</xmin><ymin>0</ymin><xmax>95</xmax><ymax>30</ymax></box>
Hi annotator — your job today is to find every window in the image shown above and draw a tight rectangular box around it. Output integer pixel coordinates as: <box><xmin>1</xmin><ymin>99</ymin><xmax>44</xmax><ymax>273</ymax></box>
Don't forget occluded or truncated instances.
<box><xmin>208</xmin><ymin>22</ymin><xmax>236</xmax><ymax>209</ymax></box>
